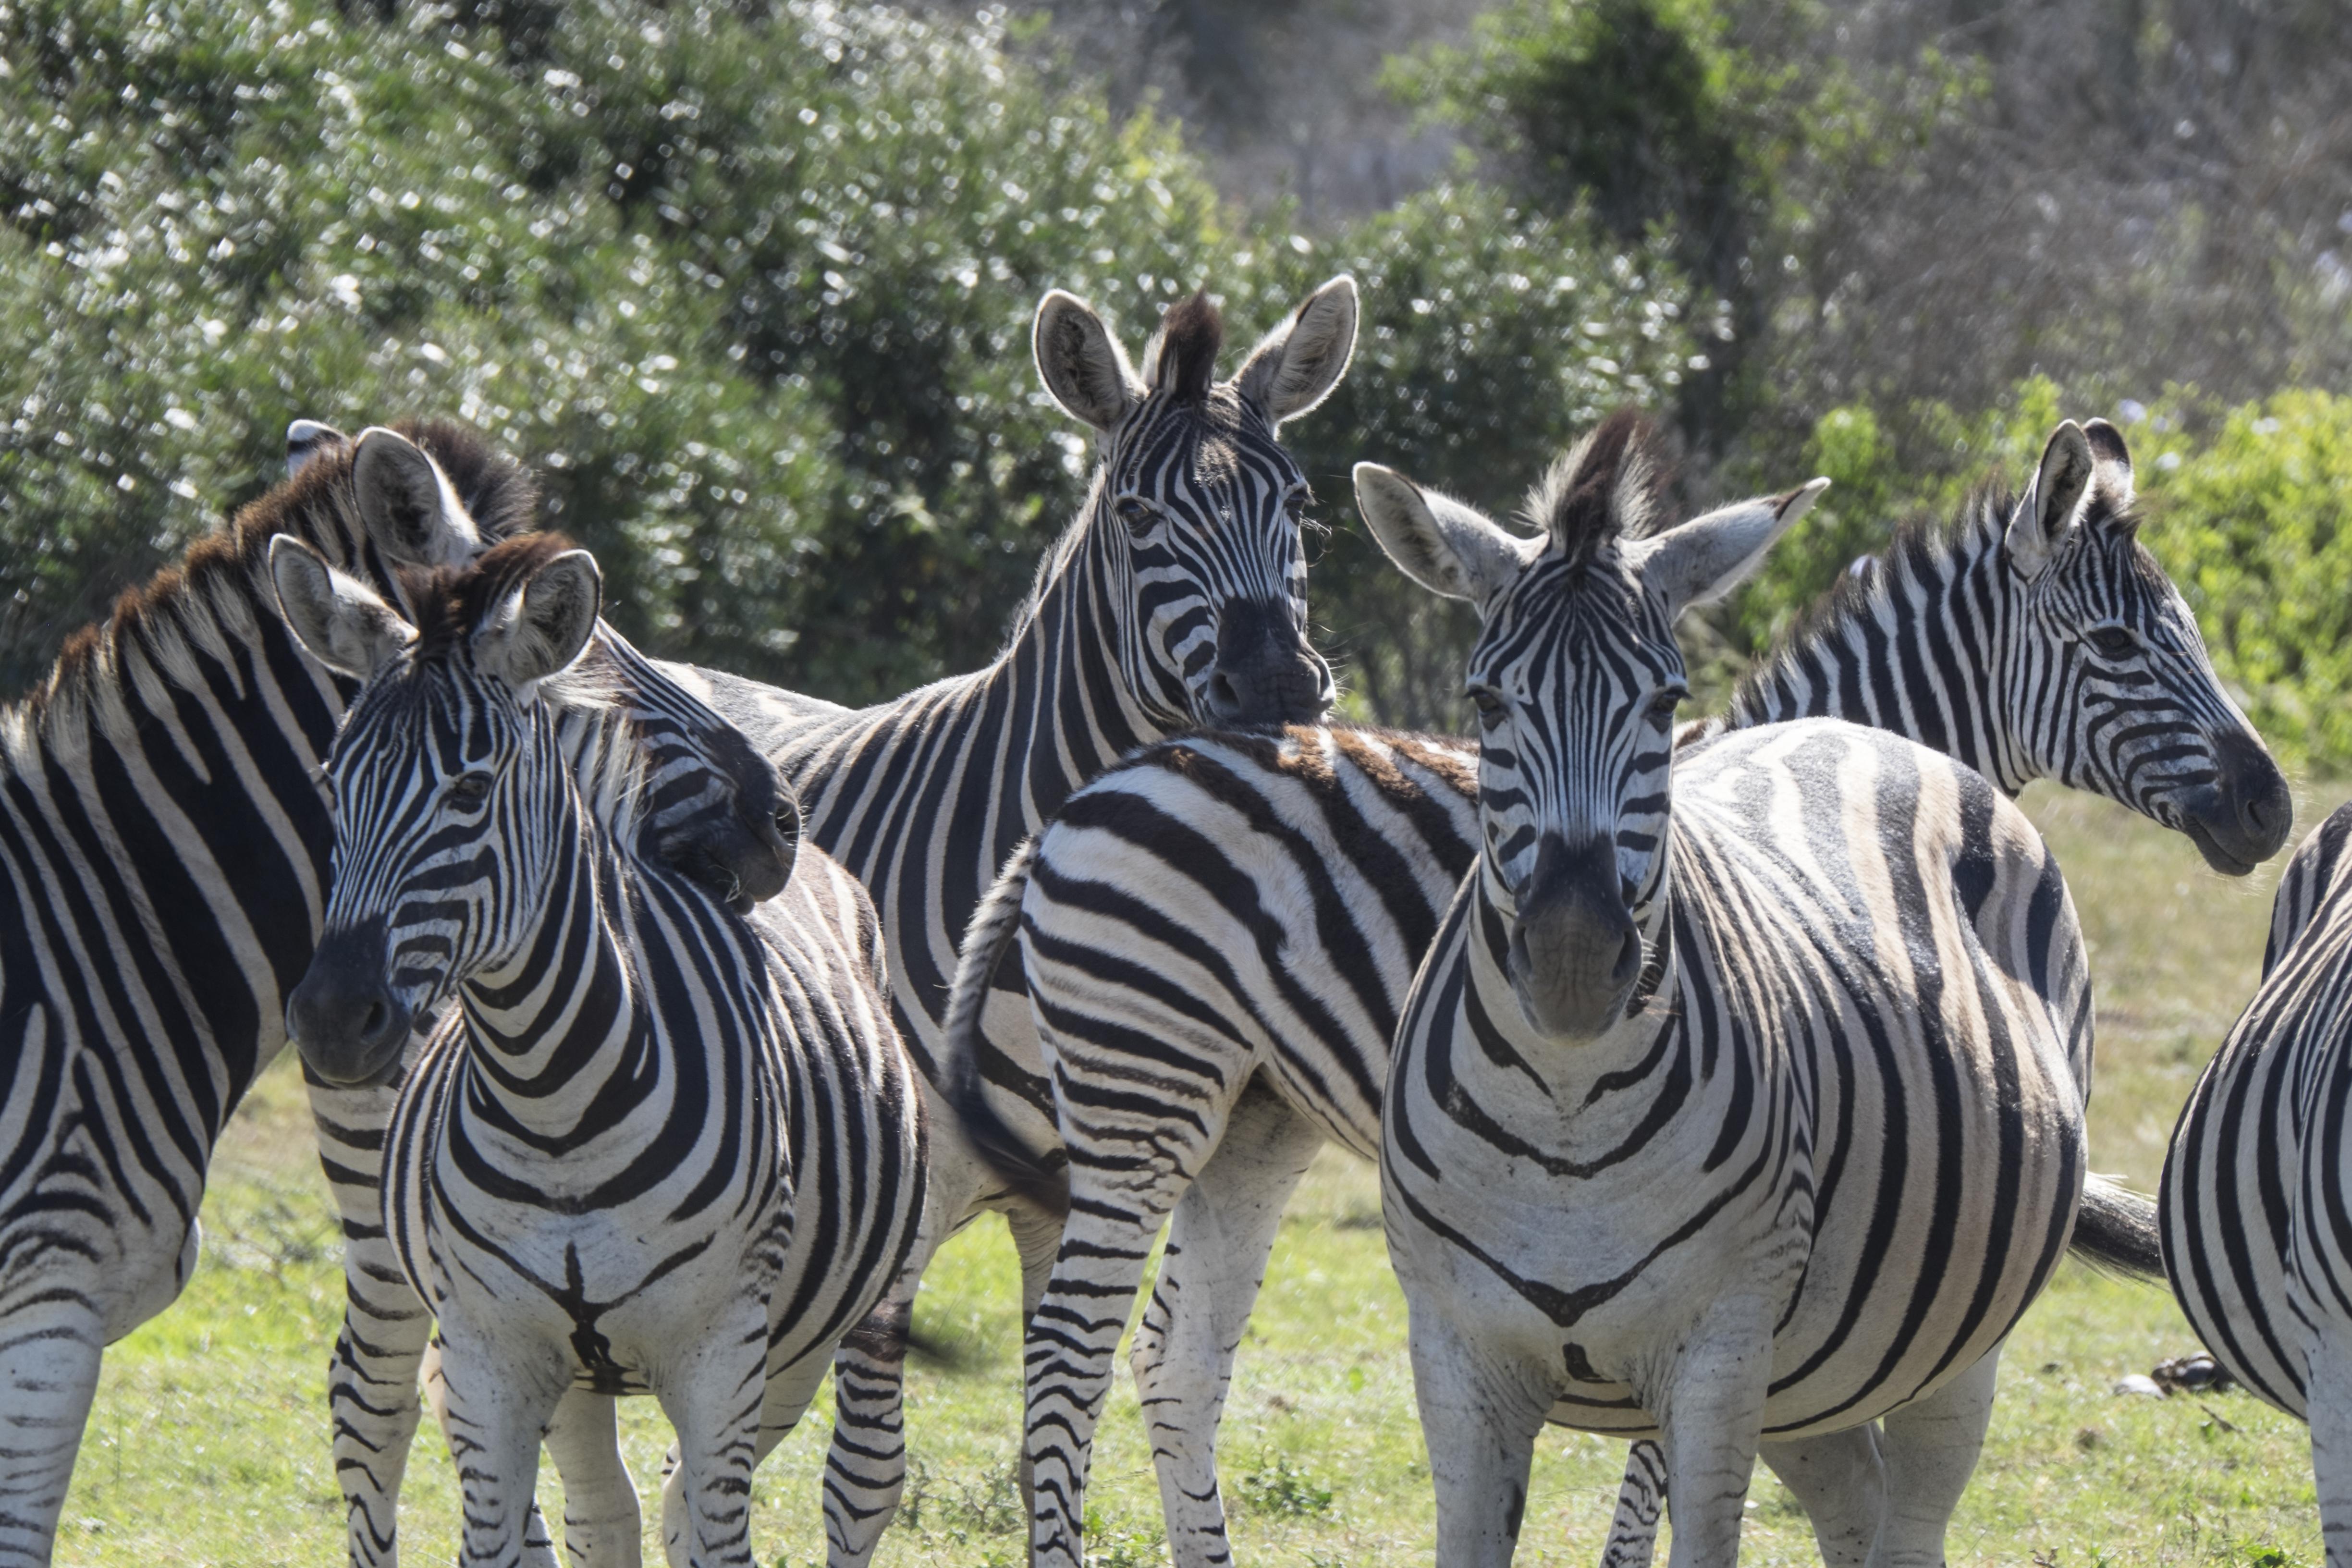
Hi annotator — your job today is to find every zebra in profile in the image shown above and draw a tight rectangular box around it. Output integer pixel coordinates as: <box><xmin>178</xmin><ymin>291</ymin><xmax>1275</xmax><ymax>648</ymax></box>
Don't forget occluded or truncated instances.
<box><xmin>944</xmin><ymin>414</ymin><xmax>2287</xmax><ymax>1568</ymax></box>
<box><xmin>0</xmin><ymin>421</ymin><xmax>786</xmax><ymax>1567</ymax></box>
<box><xmin>2161</xmin><ymin>800</ymin><xmax>2352</xmax><ymax>1563</ymax></box>
<box><xmin>1365</xmin><ymin>414</ymin><xmax>2095</xmax><ymax>1568</ymax></box>
<box><xmin>273</xmin><ymin>532</ymin><xmax>925</xmax><ymax>1568</ymax></box>
<box><xmin>648</xmin><ymin>277</ymin><xmax>1358</xmax><ymax>1565</ymax></box>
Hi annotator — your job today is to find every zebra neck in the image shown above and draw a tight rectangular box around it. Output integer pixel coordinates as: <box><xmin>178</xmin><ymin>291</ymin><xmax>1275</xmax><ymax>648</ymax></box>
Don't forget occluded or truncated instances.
<box><xmin>1720</xmin><ymin>517</ymin><xmax>2033</xmax><ymax>794</ymax></box>
<box><xmin>787</xmin><ymin>519</ymin><xmax>1168</xmax><ymax>956</ymax></box>
<box><xmin>0</xmin><ymin>554</ymin><xmax>345</xmax><ymax>1127</ymax></box>
<box><xmin>453</xmin><ymin>821</ymin><xmax>650</xmax><ymax>1141</ymax></box>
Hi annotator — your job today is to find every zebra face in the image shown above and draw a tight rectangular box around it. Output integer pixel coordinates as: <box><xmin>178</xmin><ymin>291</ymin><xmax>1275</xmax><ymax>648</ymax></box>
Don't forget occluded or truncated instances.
<box><xmin>2005</xmin><ymin>420</ymin><xmax>2291</xmax><ymax>873</ymax></box>
<box><xmin>1034</xmin><ymin>281</ymin><xmax>1357</xmax><ymax>729</ymax></box>
<box><xmin>1358</xmin><ymin>416</ymin><xmax>1821</xmax><ymax>1042</ymax></box>
<box><xmin>277</xmin><ymin>535</ymin><xmax>603</xmax><ymax>1087</ymax></box>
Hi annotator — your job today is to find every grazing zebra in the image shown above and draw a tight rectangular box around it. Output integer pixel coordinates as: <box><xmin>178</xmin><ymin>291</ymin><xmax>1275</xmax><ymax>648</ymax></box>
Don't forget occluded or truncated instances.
<box><xmin>273</xmin><ymin>532</ymin><xmax>925</xmax><ymax>1568</ymax></box>
<box><xmin>2162</xmin><ymin>797</ymin><xmax>2352</xmax><ymax>1564</ymax></box>
<box><xmin>943</xmin><ymin>415</ymin><xmax>2285</xmax><ymax>1568</ymax></box>
<box><xmin>661</xmin><ymin>277</ymin><xmax>1357</xmax><ymax>1566</ymax></box>
<box><xmin>0</xmin><ymin>421</ymin><xmax>786</xmax><ymax>1567</ymax></box>
<box><xmin>1362</xmin><ymin>414</ymin><xmax>2095</xmax><ymax>1568</ymax></box>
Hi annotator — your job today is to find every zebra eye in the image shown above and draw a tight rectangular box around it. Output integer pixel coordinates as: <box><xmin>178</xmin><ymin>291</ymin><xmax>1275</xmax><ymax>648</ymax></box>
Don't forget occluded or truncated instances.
<box><xmin>2087</xmin><ymin>625</ymin><xmax>2140</xmax><ymax>659</ymax></box>
<box><xmin>444</xmin><ymin>771</ymin><xmax>492</xmax><ymax>809</ymax></box>
<box><xmin>1647</xmin><ymin>688</ymin><xmax>1687</xmax><ymax>728</ymax></box>
<box><xmin>1283</xmin><ymin>487</ymin><xmax>1310</xmax><ymax>523</ymax></box>
<box><xmin>1114</xmin><ymin>496</ymin><xmax>1160</xmax><ymax>539</ymax></box>
<box><xmin>1467</xmin><ymin>687</ymin><xmax>1506</xmax><ymax>729</ymax></box>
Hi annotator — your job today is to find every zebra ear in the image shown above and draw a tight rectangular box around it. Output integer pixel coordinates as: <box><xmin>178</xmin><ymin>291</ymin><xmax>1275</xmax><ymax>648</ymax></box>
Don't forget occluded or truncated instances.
<box><xmin>474</xmin><ymin>549</ymin><xmax>603</xmax><ymax>693</ymax></box>
<box><xmin>1235</xmin><ymin>275</ymin><xmax>1358</xmax><ymax>427</ymax></box>
<box><xmin>1354</xmin><ymin>462</ymin><xmax>1533</xmax><ymax>604</ymax></box>
<box><xmin>353</xmin><ymin>427</ymin><xmax>482</xmax><ymax>570</ymax></box>
<box><xmin>2083</xmin><ymin>416</ymin><xmax>2135</xmax><ymax>508</ymax></box>
<box><xmin>286</xmin><ymin>419</ymin><xmax>346</xmax><ymax>479</ymax></box>
<box><xmin>1637</xmin><ymin>478</ymin><xmax>1827</xmax><ymax>615</ymax></box>
<box><xmin>269</xmin><ymin>535</ymin><xmax>416</xmax><ymax>680</ymax></box>
<box><xmin>2009</xmin><ymin>420</ymin><xmax>2095</xmax><ymax>578</ymax></box>
<box><xmin>1033</xmin><ymin>291</ymin><xmax>1143</xmax><ymax>433</ymax></box>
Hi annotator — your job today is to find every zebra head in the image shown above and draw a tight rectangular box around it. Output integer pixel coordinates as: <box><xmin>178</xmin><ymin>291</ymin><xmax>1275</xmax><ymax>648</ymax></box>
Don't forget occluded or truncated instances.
<box><xmin>1357</xmin><ymin>414</ymin><xmax>1823</xmax><ymax>1042</ymax></box>
<box><xmin>274</xmin><ymin>533</ymin><xmax>608</xmax><ymax>1086</ymax></box>
<box><xmin>2001</xmin><ymin>418</ymin><xmax>2290</xmax><ymax>874</ymax></box>
<box><xmin>287</xmin><ymin>419</ymin><xmax>798</xmax><ymax>910</ymax></box>
<box><xmin>1032</xmin><ymin>279</ymin><xmax>1356</xmax><ymax>728</ymax></box>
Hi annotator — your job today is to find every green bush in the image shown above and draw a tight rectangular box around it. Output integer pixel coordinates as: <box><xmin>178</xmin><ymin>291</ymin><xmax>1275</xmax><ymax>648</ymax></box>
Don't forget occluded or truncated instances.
<box><xmin>0</xmin><ymin>0</ymin><xmax>1693</xmax><ymax>717</ymax></box>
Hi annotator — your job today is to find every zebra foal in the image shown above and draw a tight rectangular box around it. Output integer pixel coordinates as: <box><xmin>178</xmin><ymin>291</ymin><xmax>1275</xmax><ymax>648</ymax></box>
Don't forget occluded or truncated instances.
<box><xmin>1370</xmin><ymin>415</ymin><xmax>2095</xmax><ymax>1567</ymax></box>
<box><xmin>275</xmin><ymin>533</ymin><xmax>925</xmax><ymax>1568</ymax></box>
<box><xmin>945</xmin><ymin>414</ymin><xmax>2284</xmax><ymax>1568</ymax></box>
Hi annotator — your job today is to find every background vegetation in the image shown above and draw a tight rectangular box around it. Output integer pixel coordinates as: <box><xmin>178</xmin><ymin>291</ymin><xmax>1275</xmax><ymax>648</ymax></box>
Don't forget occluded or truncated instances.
<box><xmin>66</xmin><ymin>782</ymin><xmax>2341</xmax><ymax>1564</ymax></box>
<box><xmin>6</xmin><ymin>0</ymin><xmax>2351</xmax><ymax>754</ymax></box>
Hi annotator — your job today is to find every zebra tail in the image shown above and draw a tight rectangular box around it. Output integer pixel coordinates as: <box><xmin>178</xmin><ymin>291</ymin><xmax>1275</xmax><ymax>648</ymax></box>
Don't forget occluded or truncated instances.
<box><xmin>2068</xmin><ymin>1174</ymin><xmax>2165</xmax><ymax>1281</ymax></box>
<box><xmin>943</xmin><ymin>836</ymin><xmax>1072</xmax><ymax>1217</ymax></box>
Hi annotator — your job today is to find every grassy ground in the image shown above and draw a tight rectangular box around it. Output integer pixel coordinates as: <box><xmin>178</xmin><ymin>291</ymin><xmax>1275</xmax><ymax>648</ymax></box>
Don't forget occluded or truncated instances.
<box><xmin>58</xmin><ymin>778</ymin><xmax>2350</xmax><ymax>1567</ymax></box>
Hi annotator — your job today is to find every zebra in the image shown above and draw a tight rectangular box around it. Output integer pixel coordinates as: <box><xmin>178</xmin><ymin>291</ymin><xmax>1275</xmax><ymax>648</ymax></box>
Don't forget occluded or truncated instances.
<box><xmin>271</xmin><ymin>532</ymin><xmax>926</xmax><ymax>1568</ymax></box>
<box><xmin>1363</xmin><ymin>412</ymin><xmax>2097</xmax><ymax>1568</ymax></box>
<box><xmin>2160</xmin><ymin>804</ymin><xmax>2352</xmax><ymax>1562</ymax></box>
<box><xmin>0</xmin><ymin>420</ymin><xmax>788</xmax><ymax>1567</ymax></box>
<box><xmin>941</xmin><ymin>414</ymin><xmax>2288</xmax><ymax>1567</ymax></box>
<box><xmin>273</xmin><ymin>423</ymin><xmax>812</xmax><ymax>1568</ymax></box>
<box><xmin>646</xmin><ymin>276</ymin><xmax>1359</xmax><ymax>1566</ymax></box>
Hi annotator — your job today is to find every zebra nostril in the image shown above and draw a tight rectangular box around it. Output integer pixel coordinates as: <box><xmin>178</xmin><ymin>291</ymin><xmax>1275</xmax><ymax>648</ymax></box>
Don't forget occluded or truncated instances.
<box><xmin>1209</xmin><ymin>671</ymin><xmax>1240</xmax><ymax>713</ymax></box>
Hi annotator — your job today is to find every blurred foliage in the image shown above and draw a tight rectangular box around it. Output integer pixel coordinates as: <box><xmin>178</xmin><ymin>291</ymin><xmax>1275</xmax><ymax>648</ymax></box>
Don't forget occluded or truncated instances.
<box><xmin>0</xmin><ymin>0</ymin><xmax>1688</xmax><ymax>715</ymax></box>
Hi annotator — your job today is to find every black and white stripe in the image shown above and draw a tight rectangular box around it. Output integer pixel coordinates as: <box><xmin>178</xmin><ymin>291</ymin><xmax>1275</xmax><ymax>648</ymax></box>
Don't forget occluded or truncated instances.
<box><xmin>277</xmin><ymin>535</ymin><xmax>923</xmax><ymax>1568</ymax></box>
<box><xmin>942</xmin><ymin>416</ymin><xmax>2281</xmax><ymax>1568</ymax></box>
<box><xmin>1370</xmin><ymin>417</ymin><xmax>2093</xmax><ymax>1568</ymax></box>
<box><xmin>669</xmin><ymin>278</ymin><xmax>1359</xmax><ymax>1565</ymax></box>
<box><xmin>0</xmin><ymin>421</ymin><xmax>786</xmax><ymax>1567</ymax></box>
<box><xmin>2160</xmin><ymin>792</ymin><xmax>2352</xmax><ymax>1564</ymax></box>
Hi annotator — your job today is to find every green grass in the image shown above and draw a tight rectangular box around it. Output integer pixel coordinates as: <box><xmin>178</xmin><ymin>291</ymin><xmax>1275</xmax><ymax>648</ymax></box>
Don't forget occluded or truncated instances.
<box><xmin>60</xmin><ymin>778</ymin><xmax>2352</xmax><ymax>1566</ymax></box>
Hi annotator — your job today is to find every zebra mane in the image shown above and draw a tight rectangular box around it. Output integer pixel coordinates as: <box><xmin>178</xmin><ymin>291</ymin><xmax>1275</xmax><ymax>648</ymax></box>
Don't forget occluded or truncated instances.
<box><xmin>1519</xmin><ymin>410</ymin><xmax>1665</xmax><ymax>566</ymax></box>
<box><xmin>21</xmin><ymin>419</ymin><xmax>534</xmax><ymax>747</ymax></box>
<box><xmin>1140</xmin><ymin>292</ymin><xmax>1223</xmax><ymax>403</ymax></box>
<box><xmin>1727</xmin><ymin>466</ymin><xmax>2153</xmax><ymax>722</ymax></box>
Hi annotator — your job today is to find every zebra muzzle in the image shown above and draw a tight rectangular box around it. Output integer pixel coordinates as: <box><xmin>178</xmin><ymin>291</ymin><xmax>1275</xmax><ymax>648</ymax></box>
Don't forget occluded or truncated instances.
<box><xmin>1506</xmin><ymin>837</ymin><xmax>1642</xmax><ymax>1043</ymax></box>
<box><xmin>287</xmin><ymin>920</ymin><xmax>415</xmax><ymax>1086</ymax></box>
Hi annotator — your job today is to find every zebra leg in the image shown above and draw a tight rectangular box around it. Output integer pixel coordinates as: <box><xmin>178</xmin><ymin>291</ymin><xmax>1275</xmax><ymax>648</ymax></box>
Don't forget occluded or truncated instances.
<box><xmin>314</xmin><ymin>1074</ymin><xmax>437</xmax><ymax>1568</ymax></box>
<box><xmin>540</xmin><ymin>1393</ymin><xmax>642</xmax><ymax>1567</ymax></box>
<box><xmin>421</xmin><ymin>1338</ymin><xmax>565</xmax><ymax>1568</ymax></box>
<box><xmin>1866</xmin><ymin>1346</ymin><xmax>2003</xmax><ymax>1566</ymax></box>
<box><xmin>0</xmin><ymin>1295</ymin><xmax>106</xmax><ymax>1568</ymax></box>
<box><xmin>820</xmin><ymin>1293</ymin><xmax>916</xmax><ymax>1568</ymax></box>
<box><xmin>2307</xmin><ymin>1324</ymin><xmax>2352</xmax><ymax>1568</ymax></box>
<box><xmin>662</xmin><ymin>1342</ymin><xmax>831</xmax><ymax>1568</ymax></box>
<box><xmin>1129</xmin><ymin>1087</ymin><xmax>1322</xmax><ymax>1568</ymax></box>
<box><xmin>655</xmin><ymin>1332</ymin><xmax>771</xmax><ymax>1568</ymax></box>
<box><xmin>1026</xmin><ymin>1195</ymin><xmax>1188</xmax><ymax>1568</ymax></box>
<box><xmin>1756</xmin><ymin>1426</ymin><xmax>1883</xmax><ymax>1567</ymax></box>
<box><xmin>1407</xmin><ymin>1309</ymin><xmax>1551</xmax><ymax>1568</ymax></box>
<box><xmin>431</xmin><ymin>1324</ymin><xmax>567</xmax><ymax>1568</ymax></box>
<box><xmin>1652</xmin><ymin>1296</ymin><xmax>1774</xmax><ymax>1568</ymax></box>
<box><xmin>1596</xmin><ymin>1440</ymin><xmax>1667</xmax><ymax>1568</ymax></box>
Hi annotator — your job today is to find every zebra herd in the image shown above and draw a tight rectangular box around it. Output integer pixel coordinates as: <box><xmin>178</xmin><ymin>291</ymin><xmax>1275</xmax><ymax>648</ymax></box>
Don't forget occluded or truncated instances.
<box><xmin>0</xmin><ymin>270</ymin><xmax>2344</xmax><ymax>1568</ymax></box>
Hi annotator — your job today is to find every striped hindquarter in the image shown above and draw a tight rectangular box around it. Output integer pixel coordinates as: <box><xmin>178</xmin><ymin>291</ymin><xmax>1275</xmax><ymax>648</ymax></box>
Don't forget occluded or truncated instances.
<box><xmin>2162</xmin><ymin>796</ymin><xmax>2352</xmax><ymax>1563</ymax></box>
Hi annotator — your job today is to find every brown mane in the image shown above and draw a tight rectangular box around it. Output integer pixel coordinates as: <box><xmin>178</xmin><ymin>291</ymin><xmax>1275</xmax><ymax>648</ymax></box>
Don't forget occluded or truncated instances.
<box><xmin>1152</xmin><ymin>291</ymin><xmax>1224</xmax><ymax>404</ymax></box>
<box><xmin>401</xmin><ymin>534</ymin><xmax>583</xmax><ymax>667</ymax></box>
<box><xmin>30</xmin><ymin>419</ymin><xmax>533</xmax><ymax>720</ymax></box>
